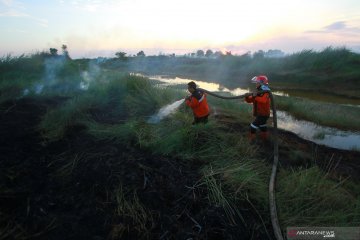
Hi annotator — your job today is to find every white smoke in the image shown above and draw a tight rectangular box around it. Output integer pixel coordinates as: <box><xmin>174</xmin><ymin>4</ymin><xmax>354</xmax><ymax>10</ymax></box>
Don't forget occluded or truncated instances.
<box><xmin>35</xmin><ymin>84</ymin><xmax>44</xmax><ymax>94</ymax></box>
<box><xmin>25</xmin><ymin>55</ymin><xmax>67</xmax><ymax>96</ymax></box>
<box><xmin>79</xmin><ymin>60</ymin><xmax>101</xmax><ymax>90</ymax></box>
<box><xmin>23</xmin><ymin>88</ymin><xmax>30</xmax><ymax>96</ymax></box>
<box><xmin>148</xmin><ymin>99</ymin><xmax>184</xmax><ymax>124</ymax></box>
<box><xmin>43</xmin><ymin>56</ymin><xmax>66</xmax><ymax>84</ymax></box>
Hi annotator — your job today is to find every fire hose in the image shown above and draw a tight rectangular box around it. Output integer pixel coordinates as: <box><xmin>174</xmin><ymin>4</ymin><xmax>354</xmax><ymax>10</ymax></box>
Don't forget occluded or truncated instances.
<box><xmin>198</xmin><ymin>88</ymin><xmax>283</xmax><ymax>240</ymax></box>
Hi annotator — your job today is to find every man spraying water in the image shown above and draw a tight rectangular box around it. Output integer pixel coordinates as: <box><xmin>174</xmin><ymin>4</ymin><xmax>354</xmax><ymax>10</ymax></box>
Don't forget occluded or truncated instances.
<box><xmin>185</xmin><ymin>81</ymin><xmax>210</xmax><ymax>125</ymax></box>
<box><xmin>244</xmin><ymin>75</ymin><xmax>271</xmax><ymax>142</ymax></box>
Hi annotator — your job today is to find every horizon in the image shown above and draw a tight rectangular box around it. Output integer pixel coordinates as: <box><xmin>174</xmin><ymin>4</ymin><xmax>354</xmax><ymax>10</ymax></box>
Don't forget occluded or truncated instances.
<box><xmin>1</xmin><ymin>0</ymin><xmax>360</xmax><ymax>58</ymax></box>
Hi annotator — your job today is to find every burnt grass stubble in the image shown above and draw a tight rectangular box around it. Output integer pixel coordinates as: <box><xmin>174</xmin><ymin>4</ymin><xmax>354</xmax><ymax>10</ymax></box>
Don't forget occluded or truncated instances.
<box><xmin>0</xmin><ymin>97</ymin><xmax>274</xmax><ymax>240</ymax></box>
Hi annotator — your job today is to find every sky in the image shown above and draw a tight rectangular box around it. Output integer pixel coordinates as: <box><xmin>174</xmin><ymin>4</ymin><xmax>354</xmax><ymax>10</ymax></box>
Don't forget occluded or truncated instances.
<box><xmin>1</xmin><ymin>0</ymin><xmax>360</xmax><ymax>58</ymax></box>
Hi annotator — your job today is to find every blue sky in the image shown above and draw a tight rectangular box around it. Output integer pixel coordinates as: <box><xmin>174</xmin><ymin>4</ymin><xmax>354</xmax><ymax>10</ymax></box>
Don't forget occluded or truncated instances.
<box><xmin>1</xmin><ymin>0</ymin><xmax>360</xmax><ymax>58</ymax></box>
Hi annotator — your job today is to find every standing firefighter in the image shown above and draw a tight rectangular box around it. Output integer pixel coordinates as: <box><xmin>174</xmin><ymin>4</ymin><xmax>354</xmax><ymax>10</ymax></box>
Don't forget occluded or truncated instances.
<box><xmin>245</xmin><ymin>75</ymin><xmax>271</xmax><ymax>142</ymax></box>
<box><xmin>185</xmin><ymin>81</ymin><xmax>210</xmax><ymax>124</ymax></box>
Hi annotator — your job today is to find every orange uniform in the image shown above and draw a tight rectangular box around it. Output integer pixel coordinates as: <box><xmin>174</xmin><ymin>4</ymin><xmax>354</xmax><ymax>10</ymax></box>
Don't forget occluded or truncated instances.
<box><xmin>246</xmin><ymin>75</ymin><xmax>271</xmax><ymax>141</ymax></box>
<box><xmin>245</xmin><ymin>92</ymin><xmax>270</xmax><ymax>117</ymax></box>
<box><xmin>185</xmin><ymin>89</ymin><xmax>210</xmax><ymax>118</ymax></box>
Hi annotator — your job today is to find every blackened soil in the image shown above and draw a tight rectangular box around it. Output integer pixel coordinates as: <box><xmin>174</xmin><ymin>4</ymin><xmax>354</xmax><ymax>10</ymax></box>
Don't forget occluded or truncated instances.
<box><xmin>215</xmin><ymin>113</ymin><xmax>360</xmax><ymax>182</ymax></box>
<box><xmin>0</xmin><ymin>98</ymin><xmax>272</xmax><ymax>240</ymax></box>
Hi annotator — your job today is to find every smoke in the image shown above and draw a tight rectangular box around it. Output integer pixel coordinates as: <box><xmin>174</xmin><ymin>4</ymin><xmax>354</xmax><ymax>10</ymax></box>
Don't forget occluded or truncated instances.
<box><xmin>27</xmin><ymin>55</ymin><xmax>67</xmax><ymax>95</ymax></box>
<box><xmin>79</xmin><ymin>60</ymin><xmax>101</xmax><ymax>90</ymax></box>
<box><xmin>35</xmin><ymin>84</ymin><xmax>44</xmax><ymax>94</ymax></box>
<box><xmin>31</xmin><ymin>57</ymin><xmax>103</xmax><ymax>95</ymax></box>
<box><xmin>147</xmin><ymin>99</ymin><xmax>184</xmax><ymax>124</ymax></box>
<box><xmin>22</xmin><ymin>88</ymin><xmax>30</xmax><ymax>96</ymax></box>
<box><xmin>20</xmin><ymin>57</ymin><xmax>66</xmax><ymax>96</ymax></box>
<box><xmin>43</xmin><ymin>55</ymin><xmax>66</xmax><ymax>84</ymax></box>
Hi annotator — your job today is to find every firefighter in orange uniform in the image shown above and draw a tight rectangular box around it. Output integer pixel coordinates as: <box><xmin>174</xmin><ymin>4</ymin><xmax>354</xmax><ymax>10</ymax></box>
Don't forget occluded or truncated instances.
<box><xmin>245</xmin><ymin>75</ymin><xmax>271</xmax><ymax>141</ymax></box>
<box><xmin>185</xmin><ymin>81</ymin><xmax>210</xmax><ymax>124</ymax></box>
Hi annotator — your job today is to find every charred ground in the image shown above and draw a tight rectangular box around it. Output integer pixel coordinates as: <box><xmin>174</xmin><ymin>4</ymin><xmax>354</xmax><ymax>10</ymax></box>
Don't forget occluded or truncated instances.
<box><xmin>0</xmin><ymin>97</ymin><xmax>274</xmax><ymax>240</ymax></box>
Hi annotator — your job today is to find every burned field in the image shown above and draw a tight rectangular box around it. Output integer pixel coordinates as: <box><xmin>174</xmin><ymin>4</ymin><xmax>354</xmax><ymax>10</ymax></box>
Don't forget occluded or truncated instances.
<box><xmin>1</xmin><ymin>47</ymin><xmax>360</xmax><ymax>240</ymax></box>
<box><xmin>1</xmin><ymin>93</ymin><xmax>359</xmax><ymax>239</ymax></box>
<box><xmin>0</xmin><ymin>97</ymin><xmax>271</xmax><ymax>239</ymax></box>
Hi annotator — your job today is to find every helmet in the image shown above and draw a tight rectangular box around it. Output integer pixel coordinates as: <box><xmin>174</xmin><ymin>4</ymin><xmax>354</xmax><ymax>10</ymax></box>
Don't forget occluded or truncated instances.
<box><xmin>251</xmin><ymin>75</ymin><xmax>269</xmax><ymax>85</ymax></box>
<box><xmin>187</xmin><ymin>81</ymin><xmax>197</xmax><ymax>89</ymax></box>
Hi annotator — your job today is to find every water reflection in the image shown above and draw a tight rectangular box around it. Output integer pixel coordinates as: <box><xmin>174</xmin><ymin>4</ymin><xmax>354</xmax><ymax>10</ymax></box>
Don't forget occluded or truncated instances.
<box><xmin>278</xmin><ymin>89</ymin><xmax>360</xmax><ymax>106</ymax></box>
<box><xmin>137</xmin><ymin>74</ymin><xmax>251</xmax><ymax>96</ymax></box>
<box><xmin>277</xmin><ymin>111</ymin><xmax>360</xmax><ymax>151</ymax></box>
<box><xmin>146</xmin><ymin>75</ymin><xmax>230</xmax><ymax>92</ymax></box>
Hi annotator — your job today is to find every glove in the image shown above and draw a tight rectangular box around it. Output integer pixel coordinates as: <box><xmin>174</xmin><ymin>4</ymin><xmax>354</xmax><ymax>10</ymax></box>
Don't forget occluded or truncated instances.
<box><xmin>245</xmin><ymin>93</ymin><xmax>253</xmax><ymax>97</ymax></box>
<box><xmin>185</xmin><ymin>95</ymin><xmax>191</xmax><ymax>101</ymax></box>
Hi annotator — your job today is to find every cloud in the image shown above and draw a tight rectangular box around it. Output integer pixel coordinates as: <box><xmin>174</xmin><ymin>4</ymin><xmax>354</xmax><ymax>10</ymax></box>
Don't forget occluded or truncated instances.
<box><xmin>58</xmin><ymin>0</ymin><xmax>105</xmax><ymax>12</ymax></box>
<box><xmin>1</xmin><ymin>0</ymin><xmax>13</xmax><ymax>7</ymax></box>
<box><xmin>0</xmin><ymin>10</ymin><xmax>48</xmax><ymax>27</ymax></box>
<box><xmin>0</xmin><ymin>9</ymin><xmax>27</xmax><ymax>17</ymax></box>
<box><xmin>305</xmin><ymin>20</ymin><xmax>360</xmax><ymax>35</ymax></box>
<box><xmin>0</xmin><ymin>5</ymin><xmax>48</xmax><ymax>27</ymax></box>
<box><xmin>324</xmin><ymin>21</ymin><xmax>346</xmax><ymax>31</ymax></box>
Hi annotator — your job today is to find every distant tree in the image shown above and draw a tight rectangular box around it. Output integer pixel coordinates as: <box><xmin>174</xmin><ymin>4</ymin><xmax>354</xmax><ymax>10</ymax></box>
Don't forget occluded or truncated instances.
<box><xmin>225</xmin><ymin>51</ymin><xmax>232</xmax><ymax>56</ymax></box>
<box><xmin>196</xmin><ymin>50</ymin><xmax>204</xmax><ymax>57</ymax></box>
<box><xmin>49</xmin><ymin>48</ymin><xmax>58</xmax><ymax>56</ymax></box>
<box><xmin>190</xmin><ymin>53</ymin><xmax>196</xmax><ymax>57</ymax></box>
<box><xmin>213</xmin><ymin>51</ymin><xmax>224</xmax><ymax>58</ymax></box>
<box><xmin>205</xmin><ymin>49</ymin><xmax>213</xmax><ymax>57</ymax></box>
<box><xmin>137</xmin><ymin>50</ymin><xmax>145</xmax><ymax>57</ymax></box>
<box><xmin>265</xmin><ymin>49</ymin><xmax>285</xmax><ymax>58</ymax></box>
<box><xmin>253</xmin><ymin>50</ymin><xmax>265</xmax><ymax>59</ymax></box>
<box><xmin>62</xmin><ymin>44</ymin><xmax>70</xmax><ymax>59</ymax></box>
<box><xmin>240</xmin><ymin>51</ymin><xmax>251</xmax><ymax>59</ymax></box>
<box><xmin>115</xmin><ymin>51</ymin><xmax>127</xmax><ymax>59</ymax></box>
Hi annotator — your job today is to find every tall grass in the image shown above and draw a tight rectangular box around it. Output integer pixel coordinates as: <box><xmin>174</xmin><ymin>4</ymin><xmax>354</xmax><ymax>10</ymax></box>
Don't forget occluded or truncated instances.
<box><xmin>0</xmin><ymin>52</ymin><xmax>84</xmax><ymax>102</ymax></box>
<box><xmin>0</xmin><ymin>54</ymin><xmax>44</xmax><ymax>102</ymax></box>
<box><xmin>40</xmin><ymin>73</ymin><xmax>185</xmax><ymax>141</ymax></box>
<box><xmin>110</xmin><ymin>185</ymin><xmax>153</xmax><ymax>239</ymax></box>
<box><xmin>202</xmin><ymin>168</ymin><xmax>244</xmax><ymax>225</ymax></box>
<box><xmin>39</xmin><ymin>95</ymin><xmax>95</xmax><ymax>141</ymax></box>
<box><xmin>123</xmin><ymin>75</ymin><xmax>184</xmax><ymax>117</ymax></box>
<box><xmin>275</xmin><ymin>95</ymin><xmax>360</xmax><ymax>131</ymax></box>
<box><xmin>277</xmin><ymin>166</ymin><xmax>360</xmax><ymax>227</ymax></box>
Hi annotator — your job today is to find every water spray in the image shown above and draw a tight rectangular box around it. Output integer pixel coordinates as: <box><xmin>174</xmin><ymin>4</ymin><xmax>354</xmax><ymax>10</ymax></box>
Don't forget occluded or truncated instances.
<box><xmin>198</xmin><ymin>88</ymin><xmax>283</xmax><ymax>240</ymax></box>
<box><xmin>147</xmin><ymin>99</ymin><xmax>185</xmax><ymax>124</ymax></box>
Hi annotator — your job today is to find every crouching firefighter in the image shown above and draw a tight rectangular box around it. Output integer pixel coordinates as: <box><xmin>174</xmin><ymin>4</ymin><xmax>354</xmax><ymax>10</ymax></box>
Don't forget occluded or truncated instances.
<box><xmin>185</xmin><ymin>81</ymin><xmax>210</xmax><ymax>125</ymax></box>
<box><xmin>245</xmin><ymin>75</ymin><xmax>271</xmax><ymax>142</ymax></box>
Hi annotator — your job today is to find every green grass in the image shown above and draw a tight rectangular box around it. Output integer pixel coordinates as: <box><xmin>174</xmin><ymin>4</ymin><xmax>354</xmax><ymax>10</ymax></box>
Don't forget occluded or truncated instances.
<box><xmin>202</xmin><ymin>168</ymin><xmax>244</xmax><ymax>225</ymax></box>
<box><xmin>39</xmin><ymin>95</ymin><xmax>92</xmax><ymax>141</ymax></box>
<box><xmin>277</xmin><ymin>166</ymin><xmax>360</xmax><ymax>227</ymax></box>
<box><xmin>275</xmin><ymin>95</ymin><xmax>360</xmax><ymax>131</ymax></box>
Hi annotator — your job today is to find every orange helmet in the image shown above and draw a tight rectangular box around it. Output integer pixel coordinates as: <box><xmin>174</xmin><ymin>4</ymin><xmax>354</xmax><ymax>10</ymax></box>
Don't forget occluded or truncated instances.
<box><xmin>251</xmin><ymin>75</ymin><xmax>269</xmax><ymax>85</ymax></box>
